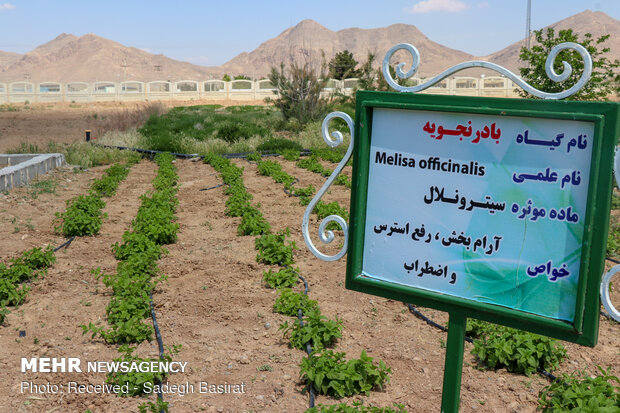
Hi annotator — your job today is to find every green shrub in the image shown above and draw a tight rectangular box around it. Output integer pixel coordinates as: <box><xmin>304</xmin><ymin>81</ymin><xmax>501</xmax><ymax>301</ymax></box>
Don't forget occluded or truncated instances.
<box><xmin>246</xmin><ymin>152</ymin><xmax>262</xmax><ymax>162</ymax></box>
<box><xmin>106</xmin><ymin>345</ymin><xmax>171</xmax><ymax>396</ymax></box>
<box><xmin>282</xmin><ymin>149</ymin><xmax>301</xmax><ymax>161</ymax></box>
<box><xmin>280</xmin><ymin>308</ymin><xmax>343</xmax><ymax>350</ymax></box>
<box><xmin>273</xmin><ymin>288</ymin><xmax>319</xmax><ymax>316</ymax></box>
<box><xmin>262</xmin><ymin>266</ymin><xmax>299</xmax><ymax>289</ymax></box>
<box><xmin>256</xmin><ymin>137</ymin><xmax>303</xmax><ymax>153</ymax></box>
<box><xmin>470</xmin><ymin>322</ymin><xmax>567</xmax><ymax>376</ymax></box>
<box><xmin>238</xmin><ymin>208</ymin><xmax>271</xmax><ymax>236</ymax></box>
<box><xmin>300</xmin><ymin>350</ymin><xmax>391</xmax><ymax>398</ymax></box>
<box><xmin>112</xmin><ymin>232</ymin><xmax>163</xmax><ymax>261</ymax></box>
<box><xmin>538</xmin><ymin>366</ymin><xmax>619</xmax><ymax>412</ymax></box>
<box><xmin>315</xmin><ymin>201</ymin><xmax>349</xmax><ymax>231</ymax></box>
<box><xmin>305</xmin><ymin>401</ymin><xmax>406</xmax><ymax>413</ymax></box>
<box><xmin>255</xmin><ymin>228</ymin><xmax>297</xmax><ymax>265</ymax></box>
<box><xmin>55</xmin><ymin>195</ymin><xmax>106</xmax><ymax>236</ymax></box>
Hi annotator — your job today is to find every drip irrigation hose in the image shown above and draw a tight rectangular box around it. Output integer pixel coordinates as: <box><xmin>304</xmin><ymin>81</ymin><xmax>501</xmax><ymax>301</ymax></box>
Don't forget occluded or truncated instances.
<box><xmin>283</xmin><ymin>179</ymin><xmax>300</xmax><ymax>197</ymax></box>
<box><xmin>91</xmin><ymin>143</ymin><xmax>313</xmax><ymax>160</ymax></box>
<box><xmin>199</xmin><ymin>183</ymin><xmax>228</xmax><ymax>192</ymax></box>
<box><xmin>606</xmin><ymin>256</ymin><xmax>620</xmax><ymax>265</ymax></box>
<box><xmin>282</xmin><ymin>264</ymin><xmax>315</xmax><ymax>408</ymax></box>
<box><xmin>149</xmin><ymin>290</ymin><xmax>166</xmax><ymax>413</ymax></box>
<box><xmin>405</xmin><ymin>303</ymin><xmax>561</xmax><ymax>382</ymax></box>
<box><xmin>53</xmin><ymin>236</ymin><xmax>76</xmax><ymax>252</ymax></box>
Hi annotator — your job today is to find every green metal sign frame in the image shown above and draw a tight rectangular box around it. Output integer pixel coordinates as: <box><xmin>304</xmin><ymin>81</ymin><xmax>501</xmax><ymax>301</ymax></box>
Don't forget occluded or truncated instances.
<box><xmin>345</xmin><ymin>91</ymin><xmax>618</xmax><ymax>411</ymax></box>
<box><xmin>347</xmin><ymin>90</ymin><xmax>619</xmax><ymax>344</ymax></box>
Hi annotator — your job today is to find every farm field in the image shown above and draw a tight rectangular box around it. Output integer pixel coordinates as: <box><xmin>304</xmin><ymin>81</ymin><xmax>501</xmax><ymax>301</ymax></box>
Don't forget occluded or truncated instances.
<box><xmin>0</xmin><ymin>102</ymin><xmax>618</xmax><ymax>413</ymax></box>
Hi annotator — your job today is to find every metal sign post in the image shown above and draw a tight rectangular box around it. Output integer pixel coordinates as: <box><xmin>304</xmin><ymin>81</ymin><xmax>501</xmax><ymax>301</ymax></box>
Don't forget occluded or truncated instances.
<box><xmin>302</xmin><ymin>42</ymin><xmax>620</xmax><ymax>412</ymax></box>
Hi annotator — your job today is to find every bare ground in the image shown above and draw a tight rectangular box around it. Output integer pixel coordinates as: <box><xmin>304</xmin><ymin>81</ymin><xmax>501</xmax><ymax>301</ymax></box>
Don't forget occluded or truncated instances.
<box><xmin>0</xmin><ymin>105</ymin><xmax>617</xmax><ymax>413</ymax></box>
<box><xmin>0</xmin><ymin>157</ymin><xmax>617</xmax><ymax>413</ymax></box>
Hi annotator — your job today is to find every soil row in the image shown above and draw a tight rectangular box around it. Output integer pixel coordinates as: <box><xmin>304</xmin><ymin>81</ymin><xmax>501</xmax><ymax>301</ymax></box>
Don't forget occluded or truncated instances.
<box><xmin>0</xmin><ymin>158</ymin><xmax>617</xmax><ymax>413</ymax></box>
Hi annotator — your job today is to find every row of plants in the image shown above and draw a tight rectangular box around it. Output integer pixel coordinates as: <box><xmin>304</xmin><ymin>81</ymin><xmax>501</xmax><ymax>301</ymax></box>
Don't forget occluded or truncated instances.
<box><xmin>251</xmin><ymin>154</ymin><xmax>350</xmax><ymax>231</ymax></box>
<box><xmin>0</xmin><ymin>246</ymin><xmax>56</xmax><ymax>324</ymax></box>
<box><xmin>265</xmin><ymin>148</ymin><xmax>619</xmax><ymax>410</ymax></box>
<box><xmin>296</xmin><ymin>155</ymin><xmax>352</xmax><ymax>189</ymax></box>
<box><xmin>205</xmin><ymin>152</ymin><xmax>398</xmax><ymax>411</ymax></box>
<box><xmin>463</xmin><ymin>319</ymin><xmax>619</xmax><ymax>411</ymax></box>
<box><xmin>54</xmin><ymin>157</ymin><xmax>140</xmax><ymax>237</ymax></box>
<box><xmin>82</xmin><ymin>153</ymin><xmax>179</xmax><ymax>413</ymax></box>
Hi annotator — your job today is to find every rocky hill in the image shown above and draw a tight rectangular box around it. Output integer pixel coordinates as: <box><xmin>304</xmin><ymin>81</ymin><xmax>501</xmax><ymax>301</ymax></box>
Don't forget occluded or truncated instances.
<box><xmin>0</xmin><ymin>10</ymin><xmax>617</xmax><ymax>83</ymax></box>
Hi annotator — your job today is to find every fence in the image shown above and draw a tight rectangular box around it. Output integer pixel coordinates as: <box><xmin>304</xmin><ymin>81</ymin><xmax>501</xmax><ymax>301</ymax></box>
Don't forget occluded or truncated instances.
<box><xmin>0</xmin><ymin>76</ymin><xmax>521</xmax><ymax>104</ymax></box>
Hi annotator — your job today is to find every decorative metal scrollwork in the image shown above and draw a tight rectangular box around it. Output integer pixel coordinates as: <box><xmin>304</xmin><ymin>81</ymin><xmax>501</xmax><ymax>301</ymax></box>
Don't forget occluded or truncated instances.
<box><xmin>601</xmin><ymin>265</ymin><xmax>620</xmax><ymax>322</ymax></box>
<box><xmin>302</xmin><ymin>112</ymin><xmax>354</xmax><ymax>261</ymax></box>
<box><xmin>382</xmin><ymin>42</ymin><xmax>592</xmax><ymax>99</ymax></box>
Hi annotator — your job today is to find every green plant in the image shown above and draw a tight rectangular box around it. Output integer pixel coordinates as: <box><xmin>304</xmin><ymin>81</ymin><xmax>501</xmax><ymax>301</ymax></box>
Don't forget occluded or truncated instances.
<box><xmin>238</xmin><ymin>208</ymin><xmax>271</xmax><ymax>236</ymax></box>
<box><xmin>138</xmin><ymin>399</ymin><xmax>169</xmax><ymax>413</ymax></box>
<box><xmin>55</xmin><ymin>194</ymin><xmax>106</xmax><ymax>237</ymax></box>
<box><xmin>257</xmin><ymin>364</ymin><xmax>273</xmax><ymax>372</ymax></box>
<box><xmin>255</xmin><ymin>228</ymin><xmax>297</xmax><ymax>265</ymax></box>
<box><xmin>300</xmin><ymin>350</ymin><xmax>391</xmax><ymax>398</ymax></box>
<box><xmin>518</xmin><ymin>28</ymin><xmax>620</xmax><ymax>100</ymax></box>
<box><xmin>538</xmin><ymin>366</ymin><xmax>619</xmax><ymax>412</ymax></box>
<box><xmin>293</xmin><ymin>184</ymin><xmax>315</xmax><ymax>206</ymax></box>
<box><xmin>280</xmin><ymin>308</ymin><xmax>343</xmax><ymax>350</ymax></box>
<box><xmin>0</xmin><ymin>246</ymin><xmax>56</xmax><ymax>323</ymax></box>
<box><xmin>273</xmin><ymin>288</ymin><xmax>319</xmax><ymax>316</ymax></box>
<box><xmin>28</xmin><ymin>178</ymin><xmax>57</xmax><ymax>199</ymax></box>
<box><xmin>282</xmin><ymin>149</ymin><xmax>301</xmax><ymax>161</ymax></box>
<box><xmin>315</xmin><ymin>201</ymin><xmax>349</xmax><ymax>231</ymax></box>
<box><xmin>262</xmin><ymin>266</ymin><xmax>299</xmax><ymax>289</ymax></box>
<box><xmin>328</xmin><ymin>50</ymin><xmax>360</xmax><ymax>80</ymax></box>
<box><xmin>246</xmin><ymin>152</ymin><xmax>262</xmax><ymax>162</ymax></box>
<box><xmin>268</xmin><ymin>60</ymin><xmax>329</xmax><ymax>127</ymax></box>
<box><xmin>606</xmin><ymin>219</ymin><xmax>620</xmax><ymax>259</ymax></box>
<box><xmin>470</xmin><ymin>321</ymin><xmax>567</xmax><ymax>376</ymax></box>
<box><xmin>305</xmin><ymin>401</ymin><xmax>406</xmax><ymax>413</ymax></box>
<box><xmin>83</xmin><ymin>153</ymin><xmax>178</xmax><ymax>345</ymax></box>
<box><xmin>106</xmin><ymin>345</ymin><xmax>169</xmax><ymax>397</ymax></box>
<box><xmin>256</xmin><ymin>137</ymin><xmax>304</xmax><ymax>153</ymax></box>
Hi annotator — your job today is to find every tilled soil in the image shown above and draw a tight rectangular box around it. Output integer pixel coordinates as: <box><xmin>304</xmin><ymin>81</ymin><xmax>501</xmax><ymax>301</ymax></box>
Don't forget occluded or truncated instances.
<box><xmin>0</xmin><ymin>157</ymin><xmax>617</xmax><ymax>413</ymax></box>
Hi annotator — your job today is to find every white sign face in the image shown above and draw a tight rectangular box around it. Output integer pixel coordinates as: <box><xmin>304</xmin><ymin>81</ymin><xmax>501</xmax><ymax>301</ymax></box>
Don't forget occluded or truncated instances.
<box><xmin>362</xmin><ymin>108</ymin><xmax>594</xmax><ymax>322</ymax></box>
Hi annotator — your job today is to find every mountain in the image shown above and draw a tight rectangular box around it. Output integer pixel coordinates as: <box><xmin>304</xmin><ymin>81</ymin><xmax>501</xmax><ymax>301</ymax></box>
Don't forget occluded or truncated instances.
<box><xmin>0</xmin><ymin>33</ymin><xmax>218</xmax><ymax>83</ymax></box>
<box><xmin>0</xmin><ymin>51</ymin><xmax>21</xmax><ymax>71</ymax></box>
<box><xmin>484</xmin><ymin>10</ymin><xmax>620</xmax><ymax>73</ymax></box>
<box><xmin>220</xmin><ymin>19</ymin><xmax>474</xmax><ymax>78</ymax></box>
<box><xmin>0</xmin><ymin>11</ymin><xmax>617</xmax><ymax>84</ymax></box>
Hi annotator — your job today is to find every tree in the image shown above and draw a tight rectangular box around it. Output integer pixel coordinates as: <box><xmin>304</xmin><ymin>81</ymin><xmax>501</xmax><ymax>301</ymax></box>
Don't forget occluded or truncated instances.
<box><xmin>268</xmin><ymin>60</ymin><xmax>328</xmax><ymax>127</ymax></box>
<box><xmin>328</xmin><ymin>50</ymin><xmax>360</xmax><ymax>80</ymax></box>
<box><xmin>222</xmin><ymin>74</ymin><xmax>231</xmax><ymax>82</ymax></box>
<box><xmin>518</xmin><ymin>28</ymin><xmax>620</xmax><ymax>101</ymax></box>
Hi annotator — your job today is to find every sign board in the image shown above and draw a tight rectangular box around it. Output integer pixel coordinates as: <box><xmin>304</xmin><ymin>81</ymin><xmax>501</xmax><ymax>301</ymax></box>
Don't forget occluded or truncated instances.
<box><xmin>346</xmin><ymin>91</ymin><xmax>619</xmax><ymax>346</ymax></box>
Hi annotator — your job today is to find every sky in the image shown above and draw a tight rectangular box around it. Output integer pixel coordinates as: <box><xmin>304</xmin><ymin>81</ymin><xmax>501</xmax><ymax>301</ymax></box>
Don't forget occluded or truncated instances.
<box><xmin>0</xmin><ymin>0</ymin><xmax>618</xmax><ymax>66</ymax></box>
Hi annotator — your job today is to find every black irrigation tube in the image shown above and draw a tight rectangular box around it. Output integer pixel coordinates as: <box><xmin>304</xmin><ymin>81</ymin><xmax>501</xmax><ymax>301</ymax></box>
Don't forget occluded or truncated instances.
<box><xmin>605</xmin><ymin>255</ymin><xmax>620</xmax><ymax>265</ymax></box>
<box><xmin>92</xmin><ymin>143</ymin><xmax>313</xmax><ymax>160</ymax></box>
<box><xmin>149</xmin><ymin>290</ymin><xmax>166</xmax><ymax>412</ymax></box>
<box><xmin>93</xmin><ymin>144</ymin><xmax>201</xmax><ymax>160</ymax></box>
<box><xmin>283</xmin><ymin>178</ymin><xmax>300</xmax><ymax>197</ymax></box>
<box><xmin>199</xmin><ymin>183</ymin><xmax>228</xmax><ymax>192</ymax></box>
<box><xmin>405</xmin><ymin>304</ymin><xmax>560</xmax><ymax>382</ymax></box>
<box><xmin>53</xmin><ymin>236</ymin><xmax>76</xmax><ymax>252</ymax></box>
<box><xmin>282</xmin><ymin>263</ymin><xmax>315</xmax><ymax>409</ymax></box>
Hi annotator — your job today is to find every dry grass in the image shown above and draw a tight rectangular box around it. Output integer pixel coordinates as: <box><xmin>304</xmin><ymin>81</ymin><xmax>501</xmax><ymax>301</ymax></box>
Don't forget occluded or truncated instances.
<box><xmin>91</xmin><ymin>101</ymin><xmax>167</xmax><ymax>138</ymax></box>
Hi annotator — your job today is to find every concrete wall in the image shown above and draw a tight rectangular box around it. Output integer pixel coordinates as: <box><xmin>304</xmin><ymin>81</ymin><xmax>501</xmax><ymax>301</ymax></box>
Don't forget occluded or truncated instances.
<box><xmin>0</xmin><ymin>154</ymin><xmax>66</xmax><ymax>192</ymax></box>
<box><xmin>0</xmin><ymin>76</ymin><xmax>521</xmax><ymax>104</ymax></box>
